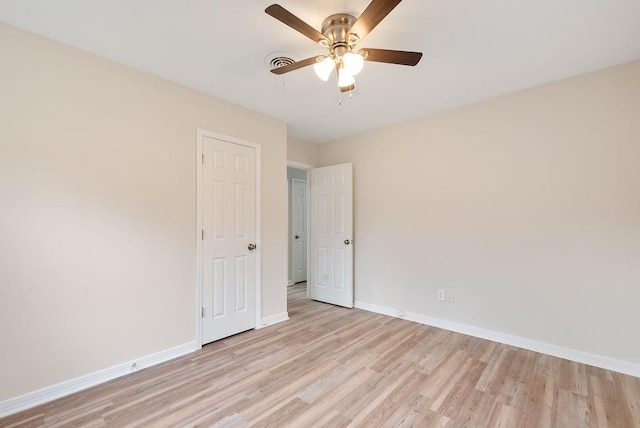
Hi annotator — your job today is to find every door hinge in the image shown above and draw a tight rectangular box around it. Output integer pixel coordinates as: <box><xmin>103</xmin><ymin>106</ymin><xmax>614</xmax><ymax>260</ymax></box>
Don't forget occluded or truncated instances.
<box><xmin>201</xmin><ymin>307</ymin><xmax>205</xmax><ymax>318</ymax></box>
<box><xmin>201</xmin><ymin>229</ymin><xmax>204</xmax><ymax>240</ymax></box>
<box><xmin>202</xmin><ymin>153</ymin><xmax>204</xmax><ymax>164</ymax></box>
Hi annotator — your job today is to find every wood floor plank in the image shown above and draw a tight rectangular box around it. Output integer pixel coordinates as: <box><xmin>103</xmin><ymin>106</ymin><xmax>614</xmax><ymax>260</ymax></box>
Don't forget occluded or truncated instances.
<box><xmin>448</xmin><ymin>388</ymin><xmax>498</xmax><ymax>428</ymax></box>
<box><xmin>239</xmin><ymin>359</ymin><xmax>340</xmax><ymax>424</ymax></box>
<box><xmin>1</xmin><ymin>413</ymin><xmax>45</xmax><ymax>428</ymax></box>
<box><xmin>286</xmin><ymin>367</ymin><xmax>377</xmax><ymax>427</ymax></box>
<box><xmin>308</xmin><ymin>409</ymin><xmax>352</xmax><ymax>428</ymax></box>
<box><xmin>519</xmin><ymin>374</ymin><xmax>555</xmax><ymax>427</ymax></box>
<box><xmin>387</xmin><ymin>393</ymin><xmax>434</xmax><ymax>428</ymax></box>
<box><xmin>247</xmin><ymin>397</ymin><xmax>308</xmax><ymax>427</ymax></box>
<box><xmin>618</xmin><ymin>372</ymin><xmax>640</xmax><ymax>424</ymax></box>
<box><xmin>414</xmin><ymin>409</ymin><xmax>451</xmax><ymax>427</ymax></box>
<box><xmin>296</xmin><ymin>350</ymin><xmax>378</xmax><ymax>403</ymax></box>
<box><xmin>2</xmin><ymin>283</ymin><xmax>640</xmax><ymax>427</ymax></box>
<box><xmin>435</xmin><ymin>360</ymin><xmax>489</xmax><ymax>420</ymax></box>
<box><xmin>486</xmin><ymin>402</ymin><xmax>521</xmax><ymax>428</ymax></box>
<box><xmin>335</xmin><ymin>360</ymin><xmax>416</xmax><ymax>421</ymax></box>
<box><xmin>207</xmin><ymin>412</ymin><xmax>247</xmax><ymax>428</ymax></box>
<box><xmin>588</xmin><ymin>372</ymin><xmax>636</xmax><ymax>427</ymax></box>
<box><xmin>422</xmin><ymin>350</ymin><xmax>473</xmax><ymax>402</ymax></box>
<box><xmin>356</xmin><ymin>371</ymin><xmax>429</xmax><ymax>426</ymax></box>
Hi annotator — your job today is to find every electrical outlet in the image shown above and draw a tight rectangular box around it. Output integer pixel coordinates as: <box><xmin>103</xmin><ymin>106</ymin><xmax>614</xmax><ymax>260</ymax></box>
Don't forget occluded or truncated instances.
<box><xmin>437</xmin><ymin>290</ymin><xmax>445</xmax><ymax>302</ymax></box>
<box><xmin>446</xmin><ymin>291</ymin><xmax>455</xmax><ymax>303</ymax></box>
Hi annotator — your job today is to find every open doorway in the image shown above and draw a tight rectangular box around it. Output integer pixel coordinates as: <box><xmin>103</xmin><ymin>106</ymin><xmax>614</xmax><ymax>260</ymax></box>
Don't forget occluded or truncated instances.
<box><xmin>286</xmin><ymin>161</ymin><xmax>355</xmax><ymax>311</ymax></box>
<box><xmin>287</xmin><ymin>165</ymin><xmax>310</xmax><ymax>293</ymax></box>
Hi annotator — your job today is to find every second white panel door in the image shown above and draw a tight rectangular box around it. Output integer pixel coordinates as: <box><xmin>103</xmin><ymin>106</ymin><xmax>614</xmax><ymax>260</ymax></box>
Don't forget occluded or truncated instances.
<box><xmin>309</xmin><ymin>163</ymin><xmax>353</xmax><ymax>308</ymax></box>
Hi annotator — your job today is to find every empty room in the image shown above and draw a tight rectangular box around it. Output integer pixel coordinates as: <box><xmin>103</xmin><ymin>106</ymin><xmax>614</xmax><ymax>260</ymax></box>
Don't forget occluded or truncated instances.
<box><xmin>1</xmin><ymin>0</ymin><xmax>639</xmax><ymax>426</ymax></box>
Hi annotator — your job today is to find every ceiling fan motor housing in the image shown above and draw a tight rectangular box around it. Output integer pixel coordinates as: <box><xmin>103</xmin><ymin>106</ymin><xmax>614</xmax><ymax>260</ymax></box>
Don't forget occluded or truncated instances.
<box><xmin>321</xmin><ymin>13</ymin><xmax>358</xmax><ymax>56</ymax></box>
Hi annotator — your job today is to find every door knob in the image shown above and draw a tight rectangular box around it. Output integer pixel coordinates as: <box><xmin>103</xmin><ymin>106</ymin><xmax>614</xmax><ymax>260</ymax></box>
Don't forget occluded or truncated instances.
<box><xmin>248</xmin><ymin>243</ymin><xmax>256</xmax><ymax>251</ymax></box>
<box><xmin>295</xmin><ymin>235</ymin><xmax>300</xmax><ymax>239</ymax></box>
<box><xmin>344</xmin><ymin>239</ymin><xmax>351</xmax><ymax>245</ymax></box>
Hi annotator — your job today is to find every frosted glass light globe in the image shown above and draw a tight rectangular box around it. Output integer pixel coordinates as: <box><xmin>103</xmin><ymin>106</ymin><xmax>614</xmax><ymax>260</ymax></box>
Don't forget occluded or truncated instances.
<box><xmin>313</xmin><ymin>56</ymin><xmax>335</xmax><ymax>81</ymax></box>
<box><xmin>342</xmin><ymin>52</ymin><xmax>364</xmax><ymax>76</ymax></box>
<box><xmin>338</xmin><ymin>68</ymin><xmax>355</xmax><ymax>88</ymax></box>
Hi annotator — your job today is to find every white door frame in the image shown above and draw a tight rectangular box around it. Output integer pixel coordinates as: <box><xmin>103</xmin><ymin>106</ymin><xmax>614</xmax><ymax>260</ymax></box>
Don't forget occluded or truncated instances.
<box><xmin>196</xmin><ymin>128</ymin><xmax>262</xmax><ymax>348</ymax></box>
<box><xmin>291</xmin><ymin>177</ymin><xmax>308</xmax><ymax>283</ymax></box>
<box><xmin>287</xmin><ymin>161</ymin><xmax>312</xmax><ymax>298</ymax></box>
<box><xmin>287</xmin><ymin>160</ymin><xmax>314</xmax><ymax>171</ymax></box>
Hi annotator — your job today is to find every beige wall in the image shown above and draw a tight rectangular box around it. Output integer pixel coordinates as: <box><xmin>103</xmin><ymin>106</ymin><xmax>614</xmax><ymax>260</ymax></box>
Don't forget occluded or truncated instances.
<box><xmin>318</xmin><ymin>61</ymin><xmax>640</xmax><ymax>364</ymax></box>
<box><xmin>287</xmin><ymin>136</ymin><xmax>318</xmax><ymax>166</ymax></box>
<box><xmin>0</xmin><ymin>22</ymin><xmax>287</xmax><ymax>400</ymax></box>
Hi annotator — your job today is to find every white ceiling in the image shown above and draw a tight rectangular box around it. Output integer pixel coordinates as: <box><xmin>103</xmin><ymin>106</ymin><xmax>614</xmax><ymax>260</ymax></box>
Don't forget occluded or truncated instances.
<box><xmin>1</xmin><ymin>0</ymin><xmax>639</xmax><ymax>143</ymax></box>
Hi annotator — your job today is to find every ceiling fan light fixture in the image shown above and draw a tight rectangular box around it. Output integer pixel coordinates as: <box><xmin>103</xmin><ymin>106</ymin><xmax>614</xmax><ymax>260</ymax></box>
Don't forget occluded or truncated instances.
<box><xmin>337</xmin><ymin>66</ymin><xmax>355</xmax><ymax>88</ymax></box>
<box><xmin>265</xmin><ymin>2</ymin><xmax>424</xmax><ymax>92</ymax></box>
<box><xmin>314</xmin><ymin>56</ymin><xmax>335</xmax><ymax>81</ymax></box>
<box><xmin>342</xmin><ymin>51</ymin><xmax>364</xmax><ymax>76</ymax></box>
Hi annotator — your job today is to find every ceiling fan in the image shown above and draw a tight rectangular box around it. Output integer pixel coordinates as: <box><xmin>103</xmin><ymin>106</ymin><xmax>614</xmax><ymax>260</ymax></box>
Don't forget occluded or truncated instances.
<box><xmin>265</xmin><ymin>0</ymin><xmax>423</xmax><ymax>93</ymax></box>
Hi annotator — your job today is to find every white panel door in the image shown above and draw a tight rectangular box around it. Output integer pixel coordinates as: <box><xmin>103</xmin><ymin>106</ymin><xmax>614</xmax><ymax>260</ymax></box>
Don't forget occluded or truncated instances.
<box><xmin>309</xmin><ymin>163</ymin><xmax>353</xmax><ymax>308</ymax></box>
<box><xmin>292</xmin><ymin>179</ymin><xmax>307</xmax><ymax>283</ymax></box>
<box><xmin>202</xmin><ymin>136</ymin><xmax>256</xmax><ymax>344</ymax></box>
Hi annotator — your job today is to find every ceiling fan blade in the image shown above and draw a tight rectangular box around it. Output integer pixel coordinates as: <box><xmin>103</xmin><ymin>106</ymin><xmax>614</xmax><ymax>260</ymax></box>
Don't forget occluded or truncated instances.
<box><xmin>361</xmin><ymin>48</ymin><xmax>422</xmax><ymax>66</ymax></box>
<box><xmin>348</xmin><ymin>0</ymin><xmax>403</xmax><ymax>42</ymax></box>
<box><xmin>270</xmin><ymin>56</ymin><xmax>323</xmax><ymax>75</ymax></box>
<box><xmin>265</xmin><ymin>4</ymin><xmax>327</xmax><ymax>44</ymax></box>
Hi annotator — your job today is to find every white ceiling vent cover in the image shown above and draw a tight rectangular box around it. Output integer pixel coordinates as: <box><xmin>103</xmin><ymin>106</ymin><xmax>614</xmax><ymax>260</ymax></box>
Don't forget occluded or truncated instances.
<box><xmin>264</xmin><ymin>52</ymin><xmax>299</xmax><ymax>71</ymax></box>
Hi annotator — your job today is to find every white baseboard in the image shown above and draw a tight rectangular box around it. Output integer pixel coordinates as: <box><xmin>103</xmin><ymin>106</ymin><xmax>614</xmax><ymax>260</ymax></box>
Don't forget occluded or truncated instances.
<box><xmin>0</xmin><ymin>341</ymin><xmax>197</xmax><ymax>418</ymax></box>
<box><xmin>355</xmin><ymin>301</ymin><xmax>640</xmax><ymax>378</ymax></box>
<box><xmin>288</xmin><ymin>280</ymin><xmax>295</xmax><ymax>286</ymax></box>
<box><xmin>260</xmin><ymin>312</ymin><xmax>289</xmax><ymax>328</ymax></box>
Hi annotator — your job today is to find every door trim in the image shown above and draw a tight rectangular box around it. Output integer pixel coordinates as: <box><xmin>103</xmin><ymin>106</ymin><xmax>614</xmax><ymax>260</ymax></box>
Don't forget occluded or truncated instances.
<box><xmin>287</xmin><ymin>160</ymin><xmax>314</xmax><ymax>170</ymax></box>
<box><xmin>196</xmin><ymin>128</ymin><xmax>262</xmax><ymax>349</ymax></box>
<box><xmin>286</xmin><ymin>162</ymin><xmax>312</xmax><ymax>298</ymax></box>
<box><xmin>291</xmin><ymin>178</ymin><xmax>307</xmax><ymax>284</ymax></box>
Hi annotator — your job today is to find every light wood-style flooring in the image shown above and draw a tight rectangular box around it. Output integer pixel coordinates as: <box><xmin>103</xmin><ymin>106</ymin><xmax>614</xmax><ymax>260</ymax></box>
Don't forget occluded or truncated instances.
<box><xmin>2</xmin><ymin>283</ymin><xmax>640</xmax><ymax>427</ymax></box>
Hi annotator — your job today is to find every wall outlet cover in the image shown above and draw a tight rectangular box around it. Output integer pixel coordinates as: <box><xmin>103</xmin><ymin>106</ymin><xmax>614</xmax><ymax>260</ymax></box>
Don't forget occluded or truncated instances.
<box><xmin>446</xmin><ymin>291</ymin><xmax>455</xmax><ymax>303</ymax></box>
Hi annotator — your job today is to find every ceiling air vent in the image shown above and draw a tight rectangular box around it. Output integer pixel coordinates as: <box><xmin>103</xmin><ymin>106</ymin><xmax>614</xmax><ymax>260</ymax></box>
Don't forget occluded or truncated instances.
<box><xmin>264</xmin><ymin>52</ymin><xmax>299</xmax><ymax>71</ymax></box>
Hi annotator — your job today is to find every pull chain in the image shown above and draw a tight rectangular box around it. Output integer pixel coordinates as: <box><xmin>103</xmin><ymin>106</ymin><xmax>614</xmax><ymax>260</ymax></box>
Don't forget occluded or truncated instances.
<box><xmin>338</xmin><ymin>87</ymin><xmax>355</xmax><ymax>105</ymax></box>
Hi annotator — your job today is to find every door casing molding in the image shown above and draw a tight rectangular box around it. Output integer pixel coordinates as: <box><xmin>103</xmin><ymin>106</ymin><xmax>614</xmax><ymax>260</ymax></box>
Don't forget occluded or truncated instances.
<box><xmin>287</xmin><ymin>162</ymin><xmax>312</xmax><ymax>297</ymax></box>
<box><xmin>287</xmin><ymin>160</ymin><xmax>314</xmax><ymax>170</ymax></box>
<box><xmin>291</xmin><ymin>178</ymin><xmax>308</xmax><ymax>284</ymax></box>
<box><xmin>196</xmin><ymin>128</ymin><xmax>262</xmax><ymax>348</ymax></box>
